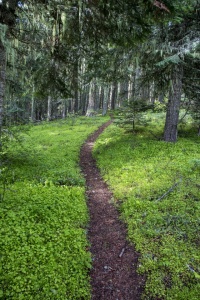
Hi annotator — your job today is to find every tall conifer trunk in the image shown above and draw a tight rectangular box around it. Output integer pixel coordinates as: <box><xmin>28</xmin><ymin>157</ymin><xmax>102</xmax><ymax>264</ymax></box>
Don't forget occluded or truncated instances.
<box><xmin>99</xmin><ymin>86</ymin><xmax>104</xmax><ymax>109</ymax></box>
<box><xmin>102</xmin><ymin>86</ymin><xmax>109</xmax><ymax>116</ymax></box>
<box><xmin>164</xmin><ymin>64</ymin><xmax>183</xmax><ymax>142</ymax></box>
<box><xmin>0</xmin><ymin>39</ymin><xmax>6</xmax><ymax>130</ymax></box>
<box><xmin>86</xmin><ymin>83</ymin><xmax>95</xmax><ymax>116</ymax></box>
<box><xmin>94</xmin><ymin>84</ymin><xmax>100</xmax><ymax>111</ymax></box>
<box><xmin>111</xmin><ymin>82</ymin><xmax>118</xmax><ymax>110</ymax></box>
<box><xmin>31</xmin><ymin>84</ymin><xmax>35</xmax><ymax>122</ymax></box>
<box><xmin>73</xmin><ymin>60</ymin><xmax>79</xmax><ymax>113</ymax></box>
<box><xmin>47</xmin><ymin>95</ymin><xmax>52</xmax><ymax>121</ymax></box>
<box><xmin>62</xmin><ymin>99</ymin><xmax>66</xmax><ymax>119</ymax></box>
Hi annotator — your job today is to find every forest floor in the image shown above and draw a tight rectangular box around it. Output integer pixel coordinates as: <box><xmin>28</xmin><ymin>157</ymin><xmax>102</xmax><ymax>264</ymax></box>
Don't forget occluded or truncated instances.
<box><xmin>80</xmin><ymin>120</ymin><xmax>145</xmax><ymax>300</ymax></box>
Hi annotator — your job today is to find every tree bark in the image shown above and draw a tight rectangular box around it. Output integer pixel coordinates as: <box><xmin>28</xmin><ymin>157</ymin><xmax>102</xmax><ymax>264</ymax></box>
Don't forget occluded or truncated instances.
<box><xmin>158</xmin><ymin>93</ymin><xmax>164</xmax><ymax>103</ymax></box>
<box><xmin>0</xmin><ymin>38</ymin><xmax>6</xmax><ymax>130</ymax></box>
<box><xmin>94</xmin><ymin>84</ymin><xmax>100</xmax><ymax>112</ymax></box>
<box><xmin>80</xmin><ymin>85</ymin><xmax>89</xmax><ymax>115</ymax></box>
<box><xmin>111</xmin><ymin>82</ymin><xmax>118</xmax><ymax>110</ymax></box>
<box><xmin>99</xmin><ymin>86</ymin><xmax>104</xmax><ymax>109</ymax></box>
<box><xmin>134</xmin><ymin>67</ymin><xmax>141</xmax><ymax>100</ymax></box>
<box><xmin>62</xmin><ymin>99</ymin><xmax>67</xmax><ymax>119</ymax></box>
<box><xmin>86</xmin><ymin>83</ymin><xmax>95</xmax><ymax>116</ymax></box>
<box><xmin>47</xmin><ymin>95</ymin><xmax>52</xmax><ymax>121</ymax></box>
<box><xmin>164</xmin><ymin>64</ymin><xmax>183</xmax><ymax>142</ymax></box>
<box><xmin>73</xmin><ymin>60</ymin><xmax>79</xmax><ymax>113</ymax></box>
<box><xmin>31</xmin><ymin>84</ymin><xmax>35</xmax><ymax>122</ymax></box>
<box><xmin>102</xmin><ymin>86</ymin><xmax>109</xmax><ymax>116</ymax></box>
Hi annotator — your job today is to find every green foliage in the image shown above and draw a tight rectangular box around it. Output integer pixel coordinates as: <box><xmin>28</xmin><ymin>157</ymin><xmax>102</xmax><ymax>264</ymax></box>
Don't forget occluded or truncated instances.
<box><xmin>2</xmin><ymin>117</ymin><xmax>108</xmax><ymax>187</ymax></box>
<box><xmin>114</xmin><ymin>100</ymin><xmax>153</xmax><ymax>131</ymax></box>
<box><xmin>0</xmin><ymin>116</ymin><xmax>109</xmax><ymax>299</ymax></box>
<box><xmin>153</xmin><ymin>101</ymin><xmax>166</xmax><ymax>113</ymax></box>
<box><xmin>93</xmin><ymin>113</ymin><xmax>200</xmax><ymax>299</ymax></box>
<box><xmin>0</xmin><ymin>184</ymin><xmax>90</xmax><ymax>300</ymax></box>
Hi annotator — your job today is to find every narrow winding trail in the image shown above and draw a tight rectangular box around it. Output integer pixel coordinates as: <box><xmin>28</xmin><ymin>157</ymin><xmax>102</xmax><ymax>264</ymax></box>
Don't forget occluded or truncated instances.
<box><xmin>80</xmin><ymin>121</ymin><xmax>145</xmax><ymax>300</ymax></box>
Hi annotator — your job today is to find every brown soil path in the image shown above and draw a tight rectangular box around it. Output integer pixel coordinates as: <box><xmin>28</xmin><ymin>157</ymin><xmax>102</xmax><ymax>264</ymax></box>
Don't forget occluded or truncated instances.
<box><xmin>80</xmin><ymin>120</ymin><xmax>145</xmax><ymax>300</ymax></box>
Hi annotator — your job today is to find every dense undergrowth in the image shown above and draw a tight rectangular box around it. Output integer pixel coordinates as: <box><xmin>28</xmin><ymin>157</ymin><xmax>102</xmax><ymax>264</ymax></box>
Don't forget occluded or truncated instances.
<box><xmin>93</xmin><ymin>112</ymin><xmax>200</xmax><ymax>300</ymax></box>
<box><xmin>0</xmin><ymin>116</ymin><xmax>109</xmax><ymax>300</ymax></box>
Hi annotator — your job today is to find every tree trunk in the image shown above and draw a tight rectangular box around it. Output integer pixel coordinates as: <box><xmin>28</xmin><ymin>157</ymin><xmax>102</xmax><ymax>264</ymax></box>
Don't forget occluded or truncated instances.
<box><xmin>73</xmin><ymin>60</ymin><xmax>79</xmax><ymax>113</ymax></box>
<box><xmin>128</xmin><ymin>80</ymin><xmax>133</xmax><ymax>102</ymax></box>
<box><xmin>74</xmin><ymin>90</ymin><xmax>79</xmax><ymax>113</ymax></box>
<box><xmin>99</xmin><ymin>86</ymin><xmax>104</xmax><ymax>109</ymax></box>
<box><xmin>0</xmin><ymin>38</ymin><xmax>6</xmax><ymax>130</ymax></box>
<box><xmin>31</xmin><ymin>84</ymin><xmax>35</xmax><ymax>122</ymax></box>
<box><xmin>62</xmin><ymin>99</ymin><xmax>67</xmax><ymax>119</ymax></box>
<box><xmin>198</xmin><ymin>125</ymin><xmax>200</xmax><ymax>136</ymax></box>
<box><xmin>149</xmin><ymin>82</ymin><xmax>155</xmax><ymax>104</ymax></box>
<box><xmin>47</xmin><ymin>95</ymin><xmax>52</xmax><ymax>121</ymax></box>
<box><xmin>94</xmin><ymin>84</ymin><xmax>100</xmax><ymax>111</ymax></box>
<box><xmin>134</xmin><ymin>67</ymin><xmax>141</xmax><ymax>100</ymax></box>
<box><xmin>164</xmin><ymin>64</ymin><xmax>183</xmax><ymax>142</ymax></box>
<box><xmin>158</xmin><ymin>93</ymin><xmax>164</xmax><ymax>103</ymax></box>
<box><xmin>80</xmin><ymin>85</ymin><xmax>89</xmax><ymax>115</ymax></box>
<box><xmin>86</xmin><ymin>83</ymin><xmax>95</xmax><ymax>116</ymax></box>
<box><xmin>141</xmin><ymin>84</ymin><xmax>150</xmax><ymax>102</ymax></box>
<box><xmin>111</xmin><ymin>82</ymin><xmax>118</xmax><ymax>110</ymax></box>
<box><xmin>102</xmin><ymin>86</ymin><xmax>109</xmax><ymax>116</ymax></box>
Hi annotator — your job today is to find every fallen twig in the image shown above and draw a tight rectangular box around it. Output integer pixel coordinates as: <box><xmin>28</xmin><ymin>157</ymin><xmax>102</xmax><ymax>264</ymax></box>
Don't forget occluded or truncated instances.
<box><xmin>119</xmin><ymin>248</ymin><xmax>125</xmax><ymax>258</ymax></box>
<box><xmin>156</xmin><ymin>182</ymin><xmax>179</xmax><ymax>202</ymax></box>
<box><xmin>148</xmin><ymin>130</ymin><xmax>162</xmax><ymax>140</ymax></box>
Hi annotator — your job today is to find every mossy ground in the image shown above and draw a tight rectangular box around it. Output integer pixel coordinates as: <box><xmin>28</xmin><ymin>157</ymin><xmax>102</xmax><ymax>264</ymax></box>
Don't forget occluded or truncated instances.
<box><xmin>93</xmin><ymin>112</ymin><xmax>200</xmax><ymax>300</ymax></box>
<box><xmin>0</xmin><ymin>116</ymin><xmax>109</xmax><ymax>300</ymax></box>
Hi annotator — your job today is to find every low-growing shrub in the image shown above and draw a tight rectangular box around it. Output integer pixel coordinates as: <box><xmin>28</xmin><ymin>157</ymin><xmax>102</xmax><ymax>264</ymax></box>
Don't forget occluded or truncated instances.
<box><xmin>0</xmin><ymin>116</ymin><xmax>109</xmax><ymax>299</ymax></box>
<box><xmin>93</xmin><ymin>114</ymin><xmax>200</xmax><ymax>299</ymax></box>
<box><xmin>0</xmin><ymin>184</ymin><xmax>91</xmax><ymax>300</ymax></box>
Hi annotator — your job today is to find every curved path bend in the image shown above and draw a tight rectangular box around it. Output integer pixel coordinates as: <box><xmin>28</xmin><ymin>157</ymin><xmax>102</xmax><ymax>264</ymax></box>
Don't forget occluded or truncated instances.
<box><xmin>80</xmin><ymin>121</ymin><xmax>144</xmax><ymax>300</ymax></box>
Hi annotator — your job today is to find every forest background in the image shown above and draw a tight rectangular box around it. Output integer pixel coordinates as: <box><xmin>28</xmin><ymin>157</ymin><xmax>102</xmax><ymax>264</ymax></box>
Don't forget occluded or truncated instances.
<box><xmin>0</xmin><ymin>0</ymin><xmax>199</xmax><ymax>299</ymax></box>
<box><xmin>0</xmin><ymin>0</ymin><xmax>199</xmax><ymax>142</ymax></box>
